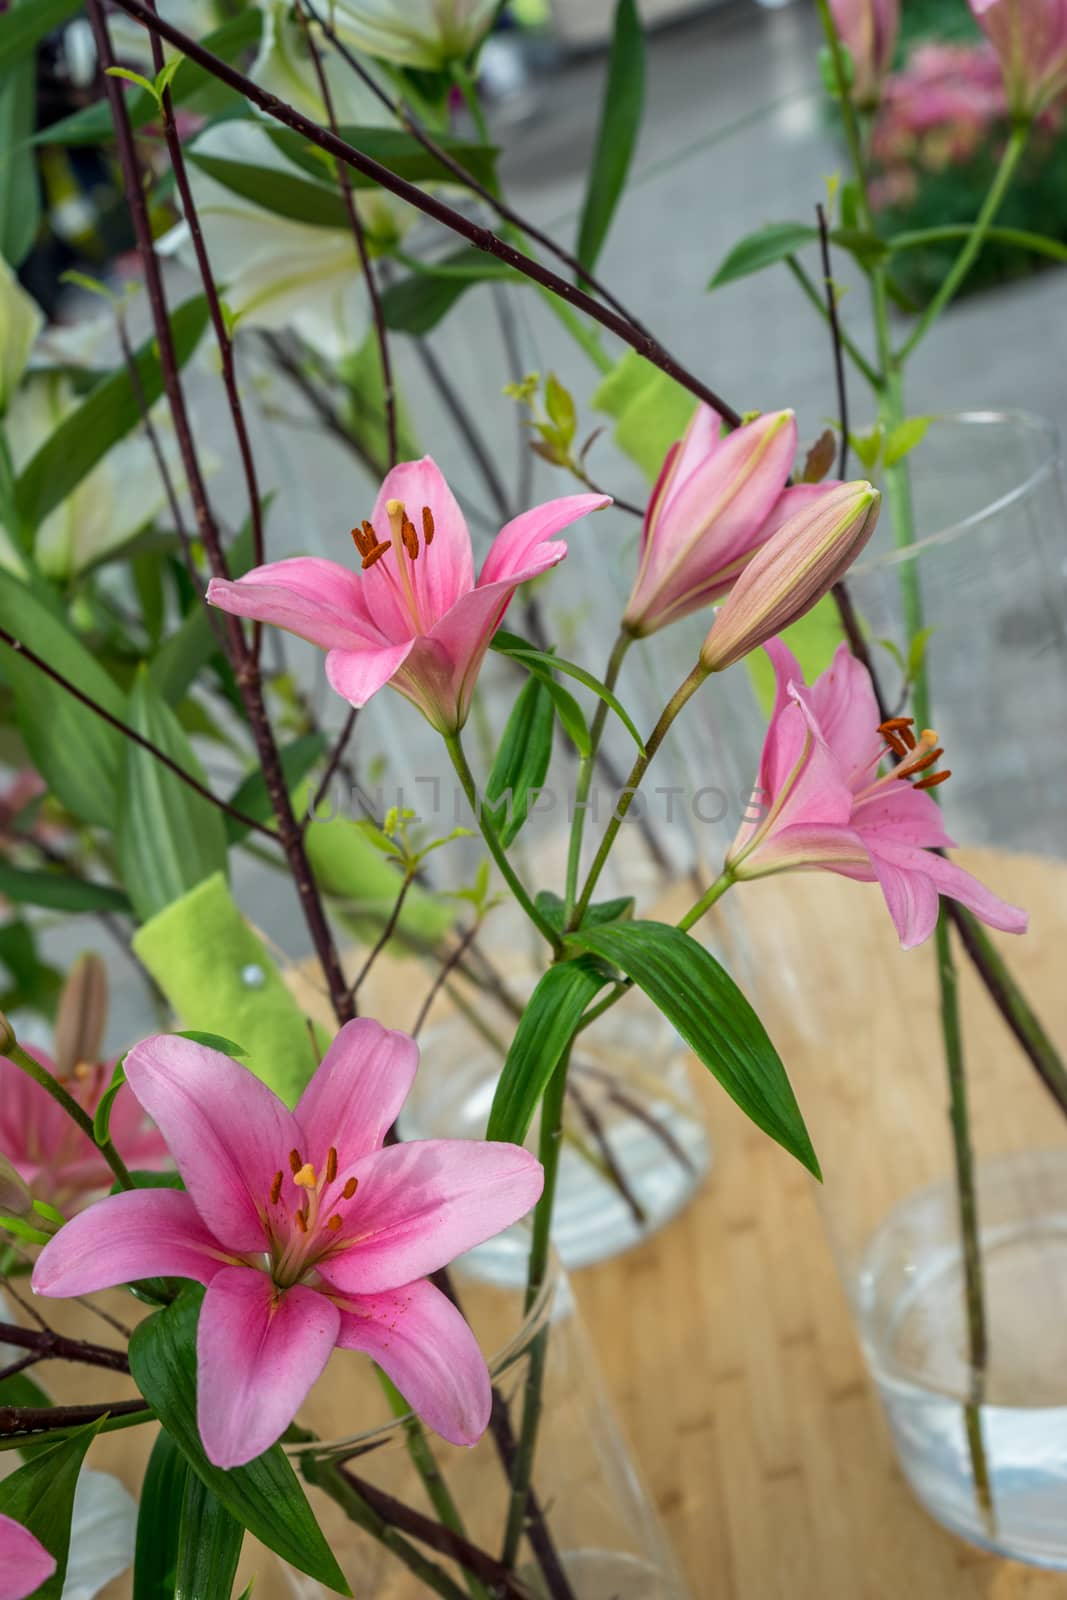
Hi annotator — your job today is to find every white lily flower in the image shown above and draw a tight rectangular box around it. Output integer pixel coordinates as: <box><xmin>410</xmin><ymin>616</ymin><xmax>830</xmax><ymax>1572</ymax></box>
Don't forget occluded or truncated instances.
<box><xmin>159</xmin><ymin>119</ymin><xmax>406</xmax><ymax>361</ymax></box>
<box><xmin>0</xmin><ymin>261</ymin><xmax>43</xmax><ymax>419</ymax></box>
<box><xmin>106</xmin><ymin>0</ymin><xmax>222</xmax><ymax>70</ymax></box>
<box><xmin>251</xmin><ymin>0</ymin><xmax>387</xmax><ymax>123</ymax></box>
<box><xmin>330</xmin><ymin>0</ymin><xmax>499</xmax><ymax>69</ymax></box>
<box><xmin>0</xmin><ymin>370</ymin><xmax>181</xmax><ymax>580</ymax></box>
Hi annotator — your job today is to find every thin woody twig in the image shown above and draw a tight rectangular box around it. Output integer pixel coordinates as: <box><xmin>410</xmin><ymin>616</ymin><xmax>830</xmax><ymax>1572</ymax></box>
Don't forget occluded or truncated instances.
<box><xmin>412</xmin><ymin>919</ymin><xmax>481</xmax><ymax>1037</ymax></box>
<box><xmin>0</xmin><ymin>1400</ymin><xmax>148</xmax><ymax>1438</ymax></box>
<box><xmin>0</xmin><ymin>1322</ymin><xmax>130</xmax><ymax>1376</ymax></box>
<box><xmin>105</xmin><ymin>0</ymin><xmax>745</xmax><ymax>428</ymax></box>
<box><xmin>815</xmin><ymin>203</ymin><xmax>850</xmax><ymax>480</ymax></box>
<box><xmin>293</xmin><ymin>0</ymin><xmax>397</xmax><ymax>468</ymax></box>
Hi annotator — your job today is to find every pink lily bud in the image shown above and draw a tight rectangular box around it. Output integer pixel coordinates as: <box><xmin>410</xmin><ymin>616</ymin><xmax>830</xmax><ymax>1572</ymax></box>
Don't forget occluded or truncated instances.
<box><xmin>969</xmin><ymin>0</ymin><xmax>1067</xmax><ymax>117</ymax></box>
<box><xmin>829</xmin><ymin>0</ymin><xmax>901</xmax><ymax>107</ymax></box>
<box><xmin>622</xmin><ymin>407</ymin><xmax>799</xmax><ymax>638</ymax></box>
<box><xmin>699</xmin><ymin>481</ymin><xmax>880</xmax><ymax>673</ymax></box>
<box><xmin>0</xmin><ymin>1153</ymin><xmax>31</xmax><ymax>1219</ymax></box>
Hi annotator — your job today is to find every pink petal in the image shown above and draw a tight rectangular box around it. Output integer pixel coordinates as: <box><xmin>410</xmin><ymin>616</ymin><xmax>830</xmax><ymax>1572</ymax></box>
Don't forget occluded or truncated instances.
<box><xmin>316</xmin><ymin>1139</ymin><xmax>543</xmax><ymax>1296</ymax></box>
<box><xmin>807</xmin><ymin>642</ymin><xmax>885</xmax><ymax>786</ymax></box>
<box><xmin>853</xmin><ymin>781</ymin><xmax>957</xmax><ymax>849</ymax></box>
<box><xmin>31</xmin><ymin>1188</ymin><xmax>227</xmax><ymax>1298</ymax></box>
<box><xmin>333</xmin><ymin>1278</ymin><xmax>490</xmax><ymax>1446</ymax></box>
<box><xmin>207</xmin><ymin>558</ymin><xmax>383</xmax><ymax>652</ymax></box>
<box><xmin>749</xmin><ymin>481</ymin><xmax>838</xmax><ymax>545</ymax></box>
<box><xmin>479</xmin><ymin>494</ymin><xmax>610</xmax><ymax>587</ymax></box>
<box><xmin>294</xmin><ymin>1019</ymin><xmax>419</xmax><ymax>1164</ymax></box>
<box><xmin>736</xmin><ymin>820</ymin><xmax>870</xmax><ymax>875</ymax></box>
<box><xmin>196</xmin><ymin>1267</ymin><xmax>340</xmax><ymax>1468</ymax></box>
<box><xmin>325</xmin><ymin>639</ymin><xmax>415</xmax><ymax>708</ymax></box>
<box><xmin>361</xmin><ymin>457</ymin><xmax>474</xmax><ymax>637</ymax></box>
<box><xmin>866</xmin><ymin>838</ymin><xmax>1029</xmax><ymax>950</ymax></box>
<box><xmin>671</xmin><ymin>402</ymin><xmax>724</xmax><ymax>487</ymax></box>
<box><xmin>124</xmin><ymin>1035</ymin><xmax>298</xmax><ymax>1253</ymax></box>
<box><xmin>0</xmin><ymin>1515</ymin><xmax>56</xmax><ymax>1600</ymax></box>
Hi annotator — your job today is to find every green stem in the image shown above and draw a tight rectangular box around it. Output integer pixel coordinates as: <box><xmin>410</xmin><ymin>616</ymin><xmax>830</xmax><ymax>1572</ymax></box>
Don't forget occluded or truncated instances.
<box><xmin>378</xmin><ymin>1373</ymin><xmax>491</xmax><ymax>1600</ymax></box>
<box><xmin>564</xmin><ymin>632</ymin><xmax>632</xmax><ymax>925</ymax></box>
<box><xmin>4</xmin><ymin>1039</ymin><xmax>134</xmax><ymax>1192</ymax></box>
<box><xmin>785</xmin><ymin>257</ymin><xmax>882</xmax><ymax>391</ymax></box>
<box><xmin>573</xmin><ymin>660</ymin><xmax>709</xmax><ymax>926</ymax></box>
<box><xmin>677</xmin><ymin>868</ymin><xmax>735</xmax><ymax>934</ymax></box>
<box><xmin>895</xmin><ymin>124</ymin><xmax>1029</xmax><ymax>364</ymax></box>
<box><xmin>500</xmin><ymin>1049</ymin><xmax>571</xmax><ymax>1570</ymax></box>
<box><xmin>451</xmin><ymin>58</ymin><xmax>491</xmax><ymax>148</ymax></box>
<box><xmin>443</xmin><ymin>732</ymin><xmax>561</xmax><ymax>953</ymax></box>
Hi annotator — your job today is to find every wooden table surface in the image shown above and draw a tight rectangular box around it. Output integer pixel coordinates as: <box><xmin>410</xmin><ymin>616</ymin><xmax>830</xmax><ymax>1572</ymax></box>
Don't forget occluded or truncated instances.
<box><xmin>28</xmin><ymin>850</ymin><xmax>1067</xmax><ymax>1599</ymax></box>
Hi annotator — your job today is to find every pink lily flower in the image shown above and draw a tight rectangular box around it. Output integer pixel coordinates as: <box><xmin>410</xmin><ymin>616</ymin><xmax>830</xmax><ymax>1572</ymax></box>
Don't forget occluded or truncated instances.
<box><xmin>0</xmin><ymin>1048</ymin><xmax>168</xmax><ymax>1211</ymax></box>
<box><xmin>830</xmin><ymin>0</ymin><xmax>901</xmax><ymax>107</ymax></box>
<box><xmin>207</xmin><ymin>456</ymin><xmax>609</xmax><ymax>734</ymax></box>
<box><xmin>969</xmin><ymin>0</ymin><xmax>1067</xmax><ymax>117</ymax></box>
<box><xmin>33</xmin><ymin>1023</ymin><xmax>543</xmax><ymax>1469</ymax></box>
<box><xmin>0</xmin><ymin>1515</ymin><xmax>56</xmax><ymax>1600</ymax></box>
<box><xmin>724</xmin><ymin>639</ymin><xmax>1028</xmax><ymax>950</ymax></box>
<box><xmin>622</xmin><ymin>406</ymin><xmax>810</xmax><ymax>637</ymax></box>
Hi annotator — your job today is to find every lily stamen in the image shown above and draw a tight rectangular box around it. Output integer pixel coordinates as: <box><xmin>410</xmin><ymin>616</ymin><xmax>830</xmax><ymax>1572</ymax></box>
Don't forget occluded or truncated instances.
<box><xmin>269</xmin><ymin>1170</ymin><xmax>283</xmax><ymax>1206</ymax></box>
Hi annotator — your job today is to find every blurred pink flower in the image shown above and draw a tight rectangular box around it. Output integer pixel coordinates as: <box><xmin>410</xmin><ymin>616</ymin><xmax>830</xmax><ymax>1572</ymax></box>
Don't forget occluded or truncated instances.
<box><xmin>725</xmin><ymin>639</ymin><xmax>1028</xmax><ymax>949</ymax></box>
<box><xmin>0</xmin><ymin>1048</ymin><xmax>168</xmax><ymax>1210</ymax></box>
<box><xmin>208</xmin><ymin>457</ymin><xmax>607</xmax><ymax>733</ymax></box>
<box><xmin>830</xmin><ymin>0</ymin><xmax>900</xmax><ymax>106</ymax></box>
<box><xmin>0</xmin><ymin>1515</ymin><xmax>56</xmax><ymax>1600</ymax></box>
<box><xmin>970</xmin><ymin>0</ymin><xmax>1067</xmax><ymax>116</ymax></box>
<box><xmin>33</xmin><ymin>1024</ymin><xmax>544</xmax><ymax>1468</ymax></box>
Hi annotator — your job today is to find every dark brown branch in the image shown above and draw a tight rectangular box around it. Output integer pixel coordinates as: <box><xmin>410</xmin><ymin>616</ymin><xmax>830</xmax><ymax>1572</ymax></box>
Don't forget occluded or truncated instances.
<box><xmin>87</xmin><ymin>0</ymin><xmax>356</xmax><ymax>1028</ymax></box>
<box><xmin>0</xmin><ymin>626</ymin><xmax>275</xmax><ymax>840</ymax></box>
<box><xmin>0</xmin><ymin>1353</ymin><xmax>40</xmax><ymax>1384</ymax></box>
<box><xmin>815</xmin><ymin>202</ymin><xmax>851</xmax><ymax>481</ymax></box>
<box><xmin>412</xmin><ymin>920</ymin><xmax>481</xmax><ymax>1037</ymax></box>
<box><xmin>0</xmin><ymin>1322</ymin><xmax>130</xmax><ymax>1375</ymax></box>
<box><xmin>293</xmin><ymin>0</ymin><xmax>397</xmax><ymax>468</ymax></box>
<box><xmin>348</xmin><ymin>871</ymin><xmax>413</xmax><ymax>1005</ymax></box>
<box><xmin>0</xmin><ymin>1400</ymin><xmax>148</xmax><ymax>1438</ymax></box>
<box><xmin>105</xmin><ymin>0</ymin><xmax>743</xmax><ymax>427</ymax></box>
<box><xmin>303</xmin><ymin>705</ymin><xmax>361</xmax><ymax>834</ymax></box>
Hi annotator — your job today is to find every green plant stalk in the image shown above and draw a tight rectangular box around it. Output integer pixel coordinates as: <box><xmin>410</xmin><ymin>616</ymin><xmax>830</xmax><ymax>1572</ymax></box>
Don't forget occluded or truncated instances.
<box><xmin>564</xmin><ymin>631</ymin><xmax>632</xmax><ymax>923</ymax></box>
<box><xmin>378</xmin><ymin>1372</ymin><xmax>491</xmax><ymax>1600</ymax></box>
<box><xmin>895</xmin><ymin>124</ymin><xmax>1029</xmax><ymax>364</ymax></box>
<box><xmin>677</xmin><ymin>867</ymin><xmax>735</xmax><ymax>933</ymax></box>
<box><xmin>443</xmin><ymin>731</ymin><xmax>562</xmax><ymax>952</ymax></box>
<box><xmin>573</xmin><ymin>659</ymin><xmax>709</xmax><ymax>925</ymax></box>
<box><xmin>815</xmin><ymin>0</ymin><xmax>995</xmax><ymax>1521</ymax></box>
<box><xmin>500</xmin><ymin>1048</ymin><xmax>571</xmax><ymax>1571</ymax></box>
<box><xmin>3</xmin><ymin>1040</ymin><xmax>134</xmax><ymax>1192</ymax></box>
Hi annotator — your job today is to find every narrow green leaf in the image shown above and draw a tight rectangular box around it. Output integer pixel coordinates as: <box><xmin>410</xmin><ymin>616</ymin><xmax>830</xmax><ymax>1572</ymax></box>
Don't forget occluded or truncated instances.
<box><xmin>0</xmin><ymin>1419</ymin><xmax>102</xmax><ymax>1599</ymax></box>
<box><xmin>117</xmin><ymin>669</ymin><xmax>229</xmax><ymax>922</ymax></box>
<box><xmin>486</xmin><ymin>958</ymin><xmax>610</xmax><ymax>1143</ymax></box>
<box><xmin>150</xmin><ymin>522</ymin><xmax>256</xmax><ymax>705</ymax></box>
<box><xmin>0</xmin><ymin>52</ymin><xmax>39</xmax><ymax>268</ymax></box>
<box><xmin>576</xmin><ymin>0</ymin><xmax>645</xmax><ymax>274</ymax></box>
<box><xmin>106</xmin><ymin>67</ymin><xmax>159</xmax><ymax>104</ymax></box>
<box><xmin>484</xmin><ymin>673</ymin><xmax>555</xmax><ymax>847</ymax></box>
<box><xmin>379</xmin><ymin>250</ymin><xmax>517</xmax><ymax>334</ymax></box>
<box><xmin>265</xmin><ymin>123</ymin><xmax>499</xmax><ymax>193</ymax></box>
<box><xmin>175</xmin><ymin>1030</ymin><xmax>247</xmax><ymax>1057</ymax></box>
<box><xmin>185</xmin><ymin>152</ymin><xmax>350</xmax><ymax>229</ymax></box>
<box><xmin>907</xmin><ymin>623</ymin><xmax>937</xmax><ymax>679</ymax></box>
<box><xmin>709</xmin><ymin>223</ymin><xmax>818</xmax><ymax>288</ymax></box>
<box><xmin>175</xmin><ymin>1472</ymin><xmax>244</xmax><ymax>1600</ymax></box>
<box><xmin>528</xmin><ymin>671</ymin><xmax>590</xmax><ymax>757</ymax></box>
<box><xmin>35</xmin><ymin>12</ymin><xmax>262</xmax><ymax>146</ymax></box>
<box><xmin>0</xmin><ymin>0</ymin><xmax>80</xmax><ymax>74</ymax></box>
<box><xmin>0</xmin><ymin>572</ymin><xmax>125</xmax><ymax>825</ymax></box>
<box><xmin>534</xmin><ymin>890</ymin><xmax>634</xmax><ymax>934</ymax></box>
<box><xmin>492</xmin><ymin>631</ymin><xmax>645</xmax><ymax>753</ymax></box>
<box><xmin>223</xmin><ymin>732</ymin><xmax>327</xmax><ymax>846</ymax></box>
<box><xmin>128</xmin><ymin>1290</ymin><xmax>350</xmax><ymax>1594</ymax></box>
<box><xmin>92</xmin><ymin>1060</ymin><xmax>127</xmax><ymax>1146</ymax></box>
<box><xmin>15</xmin><ymin>297</ymin><xmax>209</xmax><ymax>540</ymax></box>
<box><xmin>134</xmin><ymin>1431</ymin><xmax>188</xmax><ymax>1600</ymax></box>
<box><xmin>569</xmin><ymin>920</ymin><xmax>820</xmax><ymax>1176</ymax></box>
<box><xmin>154</xmin><ymin>55</ymin><xmax>186</xmax><ymax>100</ymax></box>
<box><xmin>883</xmin><ymin>415</ymin><xmax>931</xmax><ymax>468</ymax></box>
<box><xmin>0</xmin><ymin>863</ymin><xmax>130</xmax><ymax>915</ymax></box>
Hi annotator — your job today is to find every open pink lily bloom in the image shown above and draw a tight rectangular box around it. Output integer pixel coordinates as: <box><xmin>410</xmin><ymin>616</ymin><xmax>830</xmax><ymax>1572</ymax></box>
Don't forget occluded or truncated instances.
<box><xmin>970</xmin><ymin>0</ymin><xmax>1067</xmax><ymax>116</ymax></box>
<box><xmin>0</xmin><ymin>1048</ymin><xmax>167</xmax><ymax>1210</ymax></box>
<box><xmin>725</xmin><ymin>639</ymin><xmax>1028</xmax><ymax>950</ymax></box>
<box><xmin>33</xmin><ymin>1023</ymin><xmax>543</xmax><ymax>1469</ymax></box>
<box><xmin>207</xmin><ymin>457</ymin><xmax>609</xmax><ymax>733</ymax></box>
<box><xmin>623</xmin><ymin>406</ymin><xmax>822</xmax><ymax>637</ymax></box>
<box><xmin>0</xmin><ymin>1515</ymin><xmax>56</xmax><ymax>1600</ymax></box>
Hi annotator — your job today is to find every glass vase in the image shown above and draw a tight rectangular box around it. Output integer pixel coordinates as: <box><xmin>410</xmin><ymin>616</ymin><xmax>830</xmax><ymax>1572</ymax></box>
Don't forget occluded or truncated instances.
<box><xmin>715</xmin><ymin>411</ymin><xmax>1067</xmax><ymax>1566</ymax></box>
<box><xmin>402</xmin><ymin>976</ymin><xmax>711</xmax><ymax>1282</ymax></box>
<box><xmin>261</xmin><ymin>1252</ymin><xmax>689</xmax><ymax>1599</ymax></box>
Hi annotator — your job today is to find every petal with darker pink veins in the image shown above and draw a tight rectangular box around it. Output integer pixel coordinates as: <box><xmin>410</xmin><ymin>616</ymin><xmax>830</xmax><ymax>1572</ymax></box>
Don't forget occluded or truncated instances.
<box><xmin>207</xmin><ymin>558</ymin><xmax>382</xmax><ymax>652</ymax></box>
<box><xmin>325</xmin><ymin>639</ymin><xmax>415</xmax><ymax>708</ymax></box>
<box><xmin>479</xmin><ymin>494</ymin><xmax>609</xmax><ymax>586</ymax></box>
<box><xmin>32</xmin><ymin>1188</ymin><xmax>227</xmax><ymax>1297</ymax></box>
<box><xmin>295</xmin><ymin>1018</ymin><xmax>419</xmax><ymax>1166</ymax></box>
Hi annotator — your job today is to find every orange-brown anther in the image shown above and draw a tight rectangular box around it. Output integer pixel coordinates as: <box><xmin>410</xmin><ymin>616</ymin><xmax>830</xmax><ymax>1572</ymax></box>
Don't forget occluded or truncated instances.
<box><xmin>269</xmin><ymin>1171</ymin><xmax>283</xmax><ymax>1206</ymax></box>
<box><xmin>899</xmin><ymin>725</ymin><xmax>917</xmax><ymax>750</ymax></box>
<box><xmin>342</xmin><ymin>1177</ymin><xmax>358</xmax><ymax>1200</ymax></box>
<box><xmin>422</xmin><ymin>506</ymin><xmax>435</xmax><ymax>546</ymax></box>
<box><xmin>401</xmin><ymin>518</ymin><xmax>419</xmax><ymax>559</ymax></box>
<box><xmin>289</xmin><ymin>1149</ymin><xmax>303</xmax><ymax>1175</ymax></box>
<box><xmin>878</xmin><ymin>717</ymin><xmax>914</xmax><ymax>732</ymax></box>
<box><xmin>362</xmin><ymin>542</ymin><xmax>391</xmax><ymax>571</ymax></box>
<box><xmin>910</xmin><ymin>746</ymin><xmax>944</xmax><ymax>775</ymax></box>
<box><xmin>914</xmin><ymin>769</ymin><xmax>951</xmax><ymax>791</ymax></box>
<box><xmin>326</xmin><ymin>1215</ymin><xmax>343</xmax><ymax>1232</ymax></box>
<box><xmin>351</xmin><ymin>525</ymin><xmax>371</xmax><ymax>557</ymax></box>
<box><xmin>881</xmin><ymin>729</ymin><xmax>907</xmax><ymax>758</ymax></box>
<box><xmin>293</xmin><ymin>1209</ymin><xmax>308</xmax><ymax>1234</ymax></box>
<box><xmin>325</xmin><ymin>1147</ymin><xmax>338</xmax><ymax>1184</ymax></box>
